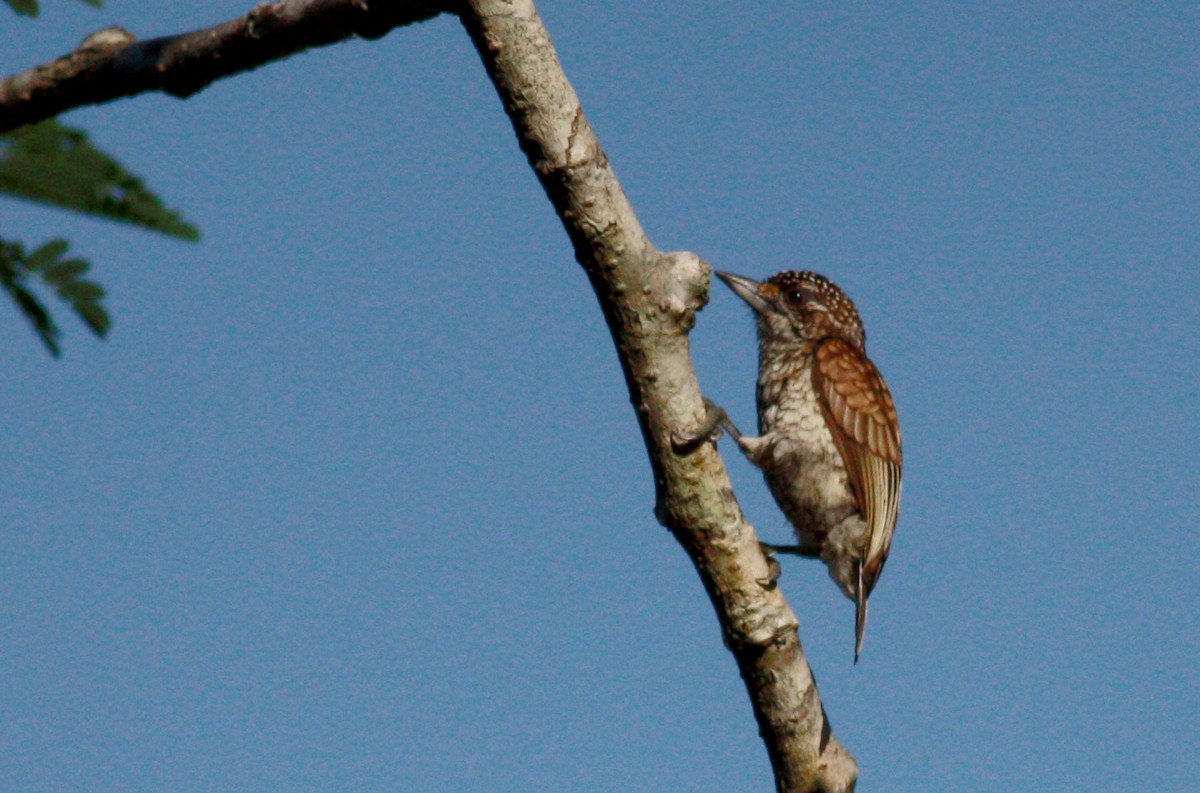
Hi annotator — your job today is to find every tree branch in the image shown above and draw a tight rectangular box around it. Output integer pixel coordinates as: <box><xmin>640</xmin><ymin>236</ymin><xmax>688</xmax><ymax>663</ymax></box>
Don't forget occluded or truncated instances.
<box><xmin>458</xmin><ymin>2</ymin><xmax>857</xmax><ymax>790</ymax></box>
<box><xmin>4</xmin><ymin>0</ymin><xmax>860</xmax><ymax>786</ymax></box>
<box><xmin>0</xmin><ymin>0</ymin><xmax>448</xmax><ymax>134</ymax></box>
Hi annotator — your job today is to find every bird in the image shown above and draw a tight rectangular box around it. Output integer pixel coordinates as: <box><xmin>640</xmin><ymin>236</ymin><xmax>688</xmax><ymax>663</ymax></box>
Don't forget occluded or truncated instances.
<box><xmin>680</xmin><ymin>270</ymin><xmax>902</xmax><ymax>662</ymax></box>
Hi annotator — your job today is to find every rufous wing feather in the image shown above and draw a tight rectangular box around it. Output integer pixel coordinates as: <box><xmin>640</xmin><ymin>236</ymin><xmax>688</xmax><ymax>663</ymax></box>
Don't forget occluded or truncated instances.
<box><xmin>813</xmin><ymin>337</ymin><xmax>903</xmax><ymax>598</ymax></box>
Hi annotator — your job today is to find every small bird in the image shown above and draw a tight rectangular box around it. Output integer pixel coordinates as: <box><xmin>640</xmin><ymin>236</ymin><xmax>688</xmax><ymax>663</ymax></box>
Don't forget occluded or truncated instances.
<box><xmin>681</xmin><ymin>270</ymin><xmax>902</xmax><ymax>661</ymax></box>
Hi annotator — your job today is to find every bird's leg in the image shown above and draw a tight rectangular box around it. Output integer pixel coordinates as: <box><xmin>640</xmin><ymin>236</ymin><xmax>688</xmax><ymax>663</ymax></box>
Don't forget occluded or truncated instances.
<box><xmin>674</xmin><ymin>398</ymin><xmax>778</xmax><ymax>468</ymax></box>
<box><xmin>756</xmin><ymin>540</ymin><xmax>822</xmax><ymax>589</ymax></box>
<box><xmin>760</xmin><ymin>541</ymin><xmax>822</xmax><ymax>559</ymax></box>
<box><xmin>672</xmin><ymin>397</ymin><xmax>742</xmax><ymax>452</ymax></box>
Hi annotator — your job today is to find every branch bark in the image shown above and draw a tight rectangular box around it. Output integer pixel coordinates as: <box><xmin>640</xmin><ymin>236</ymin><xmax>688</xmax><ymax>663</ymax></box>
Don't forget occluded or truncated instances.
<box><xmin>0</xmin><ymin>0</ymin><xmax>446</xmax><ymax>134</ymax></box>
<box><xmin>459</xmin><ymin>2</ymin><xmax>857</xmax><ymax>790</ymax></box>
<box><xmin>2</xmin><ymin>2</ymin><xmax>860</xmax><ymax>788</ymax></box>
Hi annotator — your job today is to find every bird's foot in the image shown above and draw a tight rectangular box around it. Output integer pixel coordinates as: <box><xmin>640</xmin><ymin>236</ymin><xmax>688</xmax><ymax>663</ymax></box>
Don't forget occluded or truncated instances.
<box><xmin>756</xmin><ymin>545</ymin><xmax>783</xmax><ymax>589</ymax></box>
<box><xmin>672</xmin><ymin>397</ymin><xmax>742</xmax><ymax>452</ymax></box>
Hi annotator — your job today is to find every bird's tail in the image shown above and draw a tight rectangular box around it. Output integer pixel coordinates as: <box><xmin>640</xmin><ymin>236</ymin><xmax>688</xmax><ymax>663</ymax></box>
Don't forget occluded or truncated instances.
<box><xmin>854</xmin><ymin>561</ymin><xmax>868</xmax><ymax>664</ymax></box>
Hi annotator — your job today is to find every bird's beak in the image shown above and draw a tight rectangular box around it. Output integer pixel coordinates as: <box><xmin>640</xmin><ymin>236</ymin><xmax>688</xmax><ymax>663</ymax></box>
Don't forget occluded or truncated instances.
<box><xmin>715</xmin><ymin>271</ymin><xmax>776</xmax><ymax>315</ymax></box>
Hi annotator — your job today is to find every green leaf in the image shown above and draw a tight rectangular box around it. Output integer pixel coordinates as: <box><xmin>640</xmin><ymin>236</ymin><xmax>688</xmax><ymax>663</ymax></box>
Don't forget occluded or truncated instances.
<box><xmin>1</xmin><ymin>236</ymin><xmax>109</xmax><ymax>355</ymax></box>
<box><xmin>1</xmin><ymin>242</ymin><xmax>61</xmax><ymax>356</ymax></box>
<box><xmin>0</xmin><ymin>121</ymin><xmax>200</xmax><ymax>241</ymax></box>
<box><xmin>5</xmin><ymin>0</ymin><xmax>103</xmax><ymax>16</ymax></box>
<box><xmin>25</xmin><ymin>238</ymin><xmax>69</xmax><ymax>270</ymax></box>
<box><xmin>44</xmin><ymin>259</ymin><xmax>90</xmax><ymax>284</ymax></box>
<box><xmin>7</xmin><ymin>281</ymin><xmax>61</xmax><ymax>355</ymax></box>
<box><xmin>57</xmin><ymin>279</ymin><xmax>104</xmax><ymax>302</ymax></box>
<box><xmin>4</xmin><ymin>0</ymin><xmax>40</xmax><ymax>17</ymax></box>
<box><xmin>74</xmin><ymin>299</ymin><xmax>110</xmax><ymax>336</ymax></box>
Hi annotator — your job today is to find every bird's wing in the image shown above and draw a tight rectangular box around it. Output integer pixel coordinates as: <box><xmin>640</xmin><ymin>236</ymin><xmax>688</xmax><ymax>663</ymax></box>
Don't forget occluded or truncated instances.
<box><xmin>812</xmin><ymin>337</ymin><xmax>903</xmax><ymax>596</ymax></box>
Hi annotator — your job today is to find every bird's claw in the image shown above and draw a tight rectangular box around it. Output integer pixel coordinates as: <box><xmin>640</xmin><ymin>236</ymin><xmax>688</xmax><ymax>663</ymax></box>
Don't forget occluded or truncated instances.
<box><xmin>756</xmin><ymin>540</ymin><xmax>825</xmax><ymax>588</ymax></box>
<box><xmin>672</xmin><ymin>397</ymin><xmax>739</xmax><ymax>453</ymax></box>
<box><xmin>756</xmin><ymin>543</ymin><xmax>783</xmax><ymax>590</ymax></box>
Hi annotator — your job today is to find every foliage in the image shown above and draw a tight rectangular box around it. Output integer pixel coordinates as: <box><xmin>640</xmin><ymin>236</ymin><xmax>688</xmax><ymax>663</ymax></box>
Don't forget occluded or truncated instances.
<box><xmin>0</xmin><ymin>121</ymin><xmax>200</xmax><ymax>240</ymax></box>
<box><xmin>0</xmin><ymin>118</ymin><xmax>200</xmax><ymax>354</ymax></box>
<box><xmin>3</xmin><ymin>0</ymin><xmax>102</xmax><ymax>18</ymax></box>
<box><xmin>0</xmin><ymin>237</ymin><xmax>107</xmax><ymax>357</ymax></box>
<box><xmin>3</xmin><ymin>1</ymin><xmax>199</xmax><ymax>356</ymax></box>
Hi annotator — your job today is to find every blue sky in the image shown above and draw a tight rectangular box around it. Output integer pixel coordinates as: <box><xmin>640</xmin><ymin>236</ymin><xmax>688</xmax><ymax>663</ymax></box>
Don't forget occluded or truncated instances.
<box><xmin>3</xmin><ymin>2</ymin><xmax>1198</xmax><ymax>791</ymax></box>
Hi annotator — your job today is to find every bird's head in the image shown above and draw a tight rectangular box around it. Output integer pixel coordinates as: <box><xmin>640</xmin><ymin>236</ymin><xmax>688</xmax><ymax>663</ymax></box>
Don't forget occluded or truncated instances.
<box><xmin>716</xmin><ymin>270</ymin><xmax>865</xmax><ymax>348</ymax></box>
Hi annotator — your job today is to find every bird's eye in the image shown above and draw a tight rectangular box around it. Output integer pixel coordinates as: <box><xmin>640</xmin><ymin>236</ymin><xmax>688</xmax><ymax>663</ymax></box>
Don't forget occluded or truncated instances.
<box><xmin>786</xmin><ymin>289</ymin><xmax>806</xmax><ymax>304</ymax></box>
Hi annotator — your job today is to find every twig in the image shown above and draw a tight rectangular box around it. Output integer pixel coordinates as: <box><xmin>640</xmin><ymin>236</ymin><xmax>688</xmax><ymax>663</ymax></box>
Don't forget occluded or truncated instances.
<box><xmin>0</xmin><ymin>0</ymin><xmax>447</xmax><ymax>133</ymax></box>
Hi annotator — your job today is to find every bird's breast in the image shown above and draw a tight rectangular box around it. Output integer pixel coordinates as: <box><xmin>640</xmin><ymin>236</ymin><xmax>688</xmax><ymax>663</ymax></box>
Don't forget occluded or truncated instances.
<box><xmin>756</xmin><ymin>354</ymin><xmax>860</xmax><ymax>544</ymax></box>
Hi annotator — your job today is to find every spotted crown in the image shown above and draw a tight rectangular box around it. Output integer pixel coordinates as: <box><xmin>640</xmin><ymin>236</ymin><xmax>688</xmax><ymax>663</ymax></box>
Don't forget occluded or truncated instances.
<box><xmin>767</xmin><ymin>270</ymin><xmax>865</xmax><ymax>345</ymax></box>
